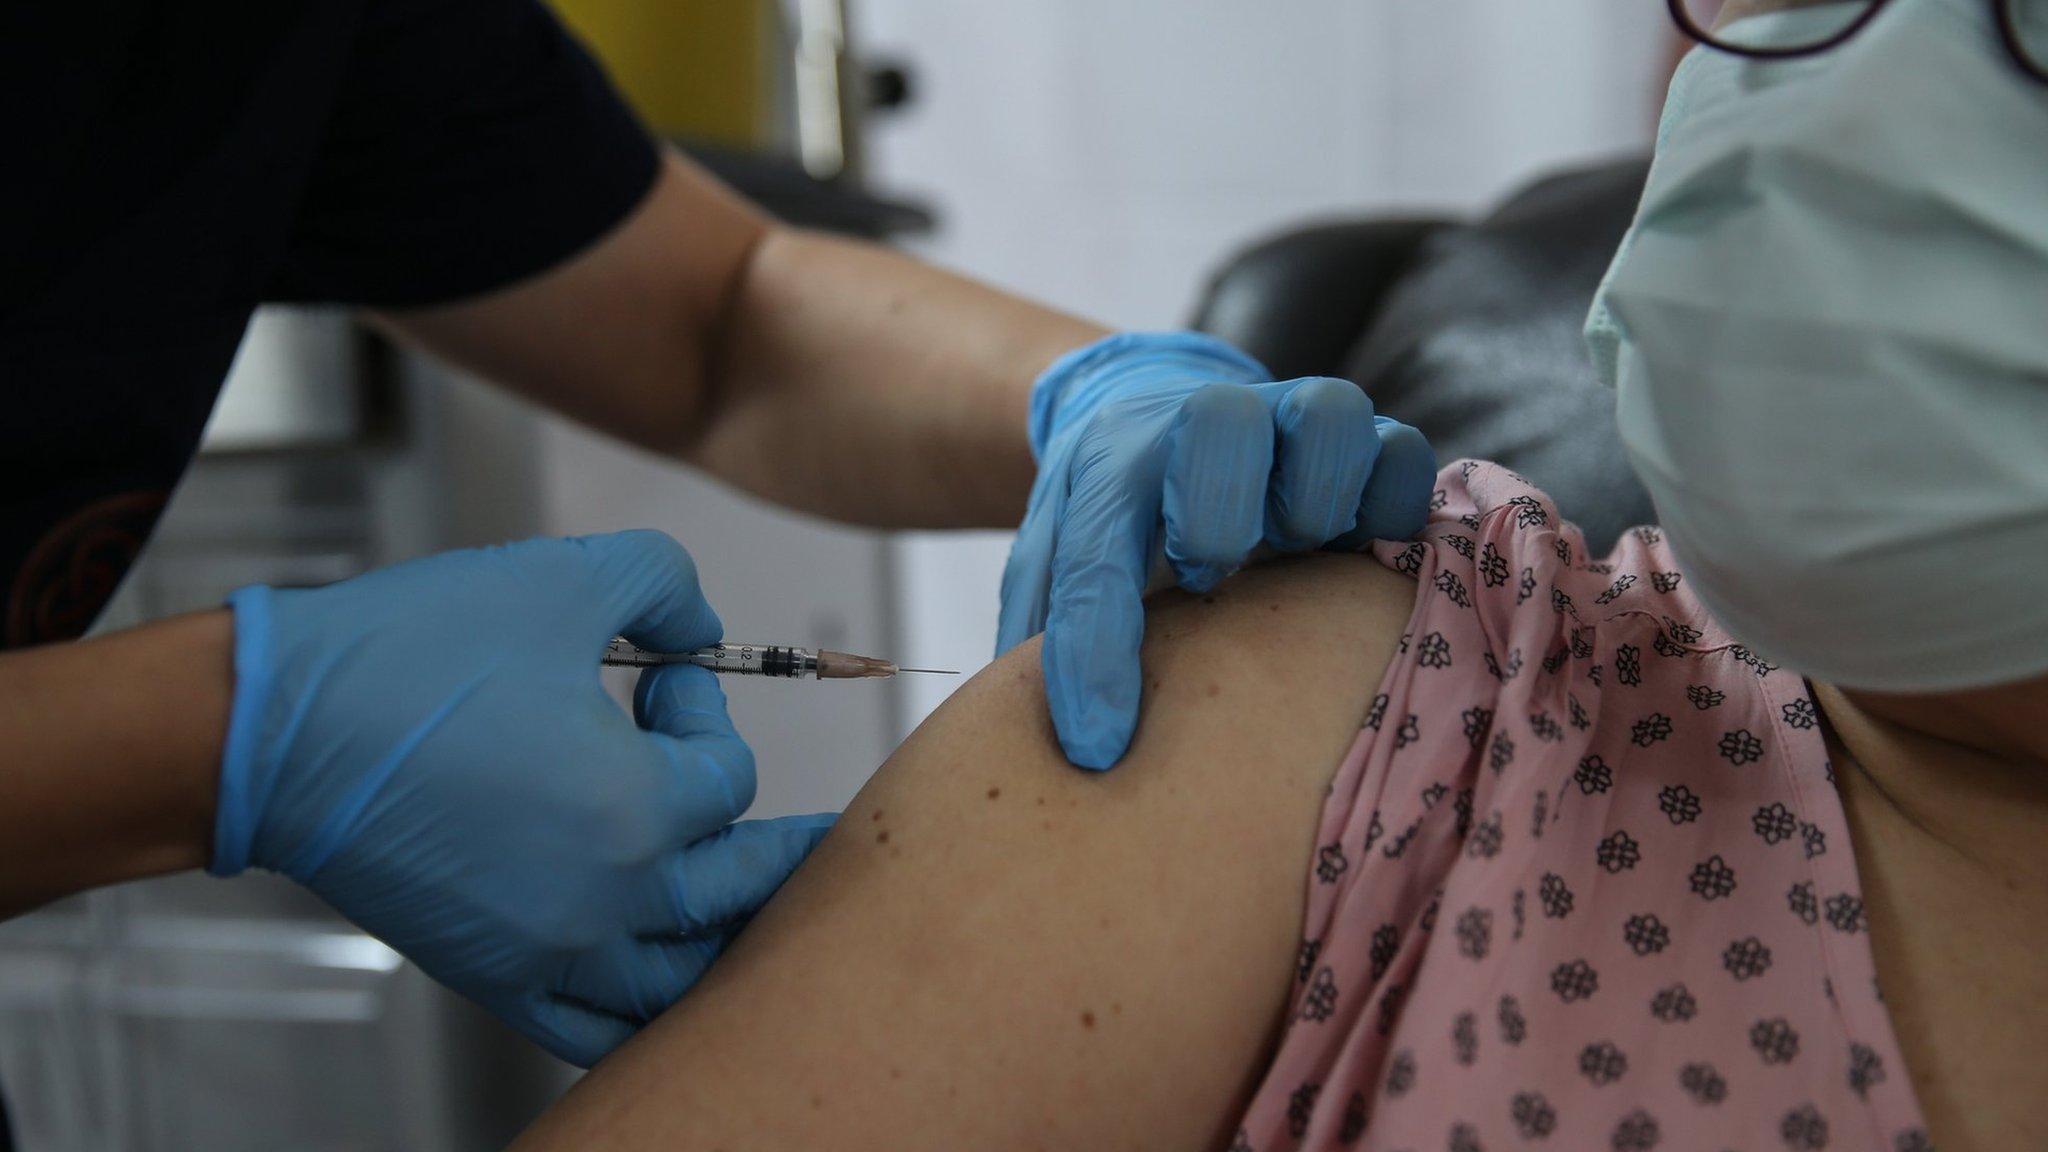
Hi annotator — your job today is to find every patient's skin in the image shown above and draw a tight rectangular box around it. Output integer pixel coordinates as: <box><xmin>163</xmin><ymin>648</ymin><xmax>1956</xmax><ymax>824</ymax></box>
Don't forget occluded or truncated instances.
<box><xmin>1819</xmin><ymin>678</ymin><xmax>2048</xmax><ymax>1152</ymax></box>
<box><xmin>514</xmin><ymin>553</ymin><xmax>1415</xmax><ymax>1152</ymax></box>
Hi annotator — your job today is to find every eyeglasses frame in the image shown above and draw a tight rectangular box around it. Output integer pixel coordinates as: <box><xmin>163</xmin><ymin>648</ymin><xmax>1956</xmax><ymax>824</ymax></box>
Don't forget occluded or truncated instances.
<box><xmin>1665</xmin><ymin>0</ymin><xmax>2048</xmax><ymax>83</ymax></box>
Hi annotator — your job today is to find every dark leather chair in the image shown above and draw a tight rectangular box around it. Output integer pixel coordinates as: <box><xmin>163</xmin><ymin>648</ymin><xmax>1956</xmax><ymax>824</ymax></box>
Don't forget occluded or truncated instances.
<box><xmin>1191</xmin><ymin>156</ymin><xmax>1655</xmax><ymax>553</ymax></box>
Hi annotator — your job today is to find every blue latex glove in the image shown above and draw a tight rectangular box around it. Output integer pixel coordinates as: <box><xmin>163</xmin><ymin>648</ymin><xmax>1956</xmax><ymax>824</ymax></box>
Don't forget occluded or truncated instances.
<box><xmin>997</xmin><ymin>332</ymin><xmax>1437</xmax><ymax>769</ymax></box>
<box><xmin>214</xmin><ymin>531</ymin><xmax>833</xmax><ymax>1067</ymax></box>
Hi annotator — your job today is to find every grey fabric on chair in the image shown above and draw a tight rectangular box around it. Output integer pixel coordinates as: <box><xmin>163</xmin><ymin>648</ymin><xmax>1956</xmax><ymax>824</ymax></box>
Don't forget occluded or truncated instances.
<box><xmin>1191</xmin><ymin>218</ymin><xmax>1453</xmax><ymax>384</ymax></box>
<box><xmin>1192</xmin><ymin>155</ymin><xmax>1654</xmax><ymax>553</ymax></box>
<box><xmin>1344</xmin><ymin>157</ymin><xmax>1654</xmax><ymax>552</ymax></box>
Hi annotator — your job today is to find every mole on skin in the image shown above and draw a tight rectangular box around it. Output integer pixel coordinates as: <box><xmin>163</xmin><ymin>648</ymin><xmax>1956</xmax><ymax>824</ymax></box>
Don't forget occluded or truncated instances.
<box><xmin>986</xmin><ymin>786</ymin><xmax>1001</xmax><ymax>800</ymax></box>
<box><xmin>876</xmin><ymin>829</ymin><xmax>891</xmax><ymax>844</ymax></box>
<box><xmin>1080</xmin><ymin>1010</ymin><xmax>1097</xmax><ymax>1030</ymax></box>
<box><xmin>1206</xmin><ymin>682</ymin><xmax>1221</xmax><ymax>698</ymax></box>
<box><xmin>871</xmin><ymin>809</ymin><xmax>884</xmax><ymax>821</ymax></box>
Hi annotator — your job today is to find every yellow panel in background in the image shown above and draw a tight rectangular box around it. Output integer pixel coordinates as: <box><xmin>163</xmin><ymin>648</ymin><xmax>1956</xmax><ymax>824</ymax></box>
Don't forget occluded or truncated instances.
<box><xmin>549</xmin><ymin>0</ymin><xmax>769</xmax><ymax>147</ymax></box>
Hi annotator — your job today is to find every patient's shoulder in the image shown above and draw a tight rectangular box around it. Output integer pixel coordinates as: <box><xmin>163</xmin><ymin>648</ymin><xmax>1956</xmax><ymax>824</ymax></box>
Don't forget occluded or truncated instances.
<box><xmin>824</xmin><ymin>551</ymin><xmax>1420</xmax><ymax>938</ymax></box>
<box><xmin>919</xmin><ymin>550</ymin><xmax>1417</xmax><ymax>808</ymax></box>
<box><xmin>512</xmin><ymin>550</ymin><xmax>1420</xmax><ymax>1152</ymax></box>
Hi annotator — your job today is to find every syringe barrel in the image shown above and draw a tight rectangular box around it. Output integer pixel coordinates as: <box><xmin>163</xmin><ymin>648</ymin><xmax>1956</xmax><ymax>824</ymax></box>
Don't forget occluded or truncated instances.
<box><xmin>605</xmin><ymin>638</ymin><xmax>942</xmax><ymax>679</ymax></box>
<box><xmin>682</xmin><ymin>642</ymin><xmax>819</xmax><ymax>678</ymax></box>
<box><xmin>602</xmin><ymin>638</ymin><xmax>667</xmax><ymax>667</ymax></box>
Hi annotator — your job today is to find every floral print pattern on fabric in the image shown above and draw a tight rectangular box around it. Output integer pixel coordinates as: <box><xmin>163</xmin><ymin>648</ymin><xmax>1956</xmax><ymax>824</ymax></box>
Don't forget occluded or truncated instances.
<box><xmin>1232</xmin><ymin>462</ymin><xmax>1927</xmax><ymax>1151</ymax></box>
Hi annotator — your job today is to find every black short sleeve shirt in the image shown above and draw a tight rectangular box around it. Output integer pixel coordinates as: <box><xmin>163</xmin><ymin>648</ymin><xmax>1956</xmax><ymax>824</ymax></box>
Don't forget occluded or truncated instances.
<box><xmin>0</xmin><ymin>0</ymin><xmax>659</xmax><ymax>648</ymax></box>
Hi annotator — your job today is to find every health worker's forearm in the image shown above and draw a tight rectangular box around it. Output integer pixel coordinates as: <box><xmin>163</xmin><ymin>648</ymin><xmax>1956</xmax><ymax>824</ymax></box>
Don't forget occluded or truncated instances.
<box><xmin>0</xmin><ymin>611</ymin><xmax>227</xmax><ymax>916</ymax></box>
<box><xmin>688</xmin><ymin>226</ymin><xmax>1105</xmax><ymax>529</ymax></box>
<box><xmin>378</xmin><ymin>151</ymin><xmax>1104</xmax><ymax>529</ymax></box>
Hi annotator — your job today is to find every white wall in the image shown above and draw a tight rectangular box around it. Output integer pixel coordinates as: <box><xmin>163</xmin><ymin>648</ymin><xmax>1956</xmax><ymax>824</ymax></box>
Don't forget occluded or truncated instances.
<box><xmin>856</xmin><ymin>0</ymin><xmax>1672</xmax><ymax>733</ymax></box>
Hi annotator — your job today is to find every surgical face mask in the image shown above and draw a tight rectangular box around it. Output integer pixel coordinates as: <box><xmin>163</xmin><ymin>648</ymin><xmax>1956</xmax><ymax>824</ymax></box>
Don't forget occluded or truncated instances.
<box><xmin>1584</xmin><ymin>0</ymin><xmax>2048</xmax><ymax>692</ymax></box>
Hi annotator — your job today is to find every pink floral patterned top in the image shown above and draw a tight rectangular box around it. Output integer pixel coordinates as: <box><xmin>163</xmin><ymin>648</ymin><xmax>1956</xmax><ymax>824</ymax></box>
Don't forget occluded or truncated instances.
<box><xmin>1232</xmin><ymin>462</ymin><xmax>1929</xmax><ymax>1152</ymax></box>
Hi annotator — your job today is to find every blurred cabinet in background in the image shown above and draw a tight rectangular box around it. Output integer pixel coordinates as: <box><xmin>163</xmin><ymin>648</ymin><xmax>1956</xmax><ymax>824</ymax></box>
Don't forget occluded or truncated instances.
<box><xmin>549</xmin><ymin>0</ymin><xmax>773</xmax><ymax>149</ymax></box>
<box><xmin>549</xmin><ymin>0</ymin><xmax>932</xmax><ymax>235</ymax></box>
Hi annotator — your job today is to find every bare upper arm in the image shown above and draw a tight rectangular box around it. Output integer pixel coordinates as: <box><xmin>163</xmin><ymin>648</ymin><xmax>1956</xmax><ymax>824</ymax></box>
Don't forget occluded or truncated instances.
<box><xmin>515</xmin><ymin>553</ymin><xmax>1417</xmax><ymax>1152</ymax></box>
<box><xmin>373</xmin><ymin>151</ymin><xmax>769</xmax><ymax>450</ymax></box>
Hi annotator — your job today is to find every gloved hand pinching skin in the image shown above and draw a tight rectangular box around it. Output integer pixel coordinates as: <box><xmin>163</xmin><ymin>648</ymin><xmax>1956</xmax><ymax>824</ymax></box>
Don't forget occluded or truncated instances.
<box><xmin>214</xmin><ymin>531</ymin><xmax>833</xmax><ymax>1067</ymax></box>
<box><xmin>998</xmin><ymin>332</ymin><xmax>1436</xmax><ymax>770</ymax></box>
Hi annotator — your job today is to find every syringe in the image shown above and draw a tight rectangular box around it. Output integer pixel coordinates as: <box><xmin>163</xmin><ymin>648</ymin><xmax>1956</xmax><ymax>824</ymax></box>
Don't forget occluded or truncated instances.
<box><xmin>603</xmin><ymin>637</ymin><xmax>956</xmax><ymax>680</ymax></box>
